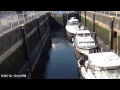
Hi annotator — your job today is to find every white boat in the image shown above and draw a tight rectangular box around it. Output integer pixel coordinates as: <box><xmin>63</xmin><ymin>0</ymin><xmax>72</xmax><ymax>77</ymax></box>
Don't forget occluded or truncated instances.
<box><xmin>78</xmin><ymin>52</ymin><xmax>120</xmax><ymax>79</ymax></box>
<box><xmin>65</xmin><ymin>17</ymin><xmax>84</xmax><ymax>39</ymax></box>
<box><xmin>72</xmin><ymin>30</ymin><xmax>97</xmax><ymax>55</ymax></box>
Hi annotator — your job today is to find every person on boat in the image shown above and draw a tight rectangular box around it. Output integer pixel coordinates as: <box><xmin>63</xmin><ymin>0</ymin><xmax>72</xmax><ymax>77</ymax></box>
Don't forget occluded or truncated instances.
<box><xmin>78</xmin><ymin>56</ymin><xmax>85</xmax><ymax>67</ymax></box>
<box><xmin>78</xmin><ymin>23</ymin><xmax>82</xmax><ymax>29</ymax></box>
<box><xmin>78</xmin><ymin>55</ymin><xmax>88</xmax><ymax>72</ymax></box>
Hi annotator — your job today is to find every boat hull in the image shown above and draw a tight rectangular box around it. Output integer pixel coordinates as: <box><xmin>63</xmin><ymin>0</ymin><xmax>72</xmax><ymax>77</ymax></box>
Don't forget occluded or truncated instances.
<box><xmin>74</xmin><ymin>47</ymin><xmax>81</xmax><ymax>60</ymax></box>
<box><xmin>74</xmin><ymin>45</ymin><xmax>95</xmax><ymax>60</ymax></box>
<box><xmin>74</xmin><ymin>47</ymin><xmax>89</xmax><ymax>61</ymax></box>
<box><xmin>78</xmin><ymin>61</ymin><xmax>96</xmax><ymax>79</ymax></box>
<box><xmin>66</xmin><ymin>31</ymin><xmax>74</xmax><ymax>42</ymax></box>
<box><xmin>78</xmin><ymin>66</ymin><xmax>96</xmax><ymax>79</ymax></box>
<box><xmin>65</xmin><ymin>25</ymin><xmax>80</xmax><ymax>41</ymax></box>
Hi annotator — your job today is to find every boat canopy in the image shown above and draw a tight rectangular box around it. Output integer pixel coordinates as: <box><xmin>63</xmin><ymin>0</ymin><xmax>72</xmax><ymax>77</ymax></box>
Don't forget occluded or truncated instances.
<box><xmin>68</xmin><ymin>19</ymin><xmax>79</xmax><ymax>23</ymax></box>
<box><xmin>87</xmin><ymin>52</ymin><xmax>120</xmax><ymax>67</ymax></box>
<box><xmin>70</xmin><ymin>17</ymin><xmax>76</xmax><ymax>20</ymax></box>
<box><xmin>76</xmin><ymin>30</ymin><xmax>90</xmax><ymax>34</ymax></box>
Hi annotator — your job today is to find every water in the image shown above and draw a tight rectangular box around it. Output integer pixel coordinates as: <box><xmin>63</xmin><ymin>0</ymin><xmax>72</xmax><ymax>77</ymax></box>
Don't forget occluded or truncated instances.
<box><xmin>31</xmin><ymin>29</ymin><xmax>79</xmax><ymax>79</ymax></box>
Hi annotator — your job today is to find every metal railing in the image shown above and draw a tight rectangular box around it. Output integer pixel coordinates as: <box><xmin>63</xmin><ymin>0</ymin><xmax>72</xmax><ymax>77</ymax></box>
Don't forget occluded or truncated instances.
<box><xmin>51</xmin><ymin>11</ymin><xmax>120</xmax><ymax>17</ymax></box>
<box><xmin>89</xmin><ymin>11</ymin><xmax>120</xmax><ymax>17</ymax></box>
<box><xmin>0</xmin><ymin>11</ymin><xmax>48</xmax><ymax>34</ymax></box>
<box><xmin>51</xmin><ymin>11</ymin><xmax>77</xmax><ymax>14</ymax></box>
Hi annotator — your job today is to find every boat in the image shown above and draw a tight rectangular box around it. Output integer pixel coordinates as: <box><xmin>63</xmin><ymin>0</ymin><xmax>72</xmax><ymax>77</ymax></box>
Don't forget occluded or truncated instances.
<box><xmin>72</xmin><ymin>30</ymin><xmax>97</xmax><ymax>55</ymax></box>
<box><xmin>65</xmin><ymin>17</ymin><xmax>84</xmax><ymax>41</ymax></box>
<box><xmin>78</xmin><ymin>52</ymin><xmax>120</xmax><ymax>79</ymax></box>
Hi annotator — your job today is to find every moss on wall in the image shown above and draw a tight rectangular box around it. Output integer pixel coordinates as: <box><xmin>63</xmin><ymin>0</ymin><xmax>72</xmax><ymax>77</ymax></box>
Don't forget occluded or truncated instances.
<box><xmin>81</xmin><ymin>16</ymin><xmax>109</xmax><ymax>45</ymax></box>
<box><xmin>81</xmin><ymin>16</ymin><xmax>84</xmax><ymax>25</ymax></box>
<box><xmin>96</xmin><ymin>23</ymin><xmax>109</xmax><ymax>45</ymax></box>
<box><xmin>118</xmin><ymin>35</ymin><xmax>120</xmax><ymax>56</ymax></box>
<box><xmin>54</xmin><ymin>15</ymin><xmax>64</xmax><ymax>27</ymax></box>
<box><xmin>27</xmin><ymin>31</ymin><xmax>37</xmax><ymax>54</ymax></box>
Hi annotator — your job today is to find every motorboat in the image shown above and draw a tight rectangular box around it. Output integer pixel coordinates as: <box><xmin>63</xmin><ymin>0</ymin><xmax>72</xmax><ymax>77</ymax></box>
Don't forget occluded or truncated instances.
<box><xmin>65</xmin><ymin>17</ymin><xmax>84</xmax><ymax>41</ymax></box>
<box><xmin>72</xmin><ymin>30</ymin><xmax>97</xmax><ymax>55</ymax></box>
<box><xmin>78</xmin><ymin>52</ymin><xmax>120</xmax><ymax>79</ymax></box>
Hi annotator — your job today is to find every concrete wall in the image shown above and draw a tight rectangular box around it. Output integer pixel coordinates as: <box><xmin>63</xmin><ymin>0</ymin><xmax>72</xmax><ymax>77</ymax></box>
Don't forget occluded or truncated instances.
<box><xmin>0</xmin><ymin>13</ymin><xmax>51</xmax><ymax>78</ymax></box>
<box><xmin>118</xmin><ymin>34</ymin><xmax>120</xmax><ymax>56</ymax></box>
<box><xmin>81</xmin><ymin>11</ymin><xmax>120</xmax><ymax>34</ymax></box>
<box><xmin>49</xmin><ymin>13</ymin><xmax>79</xmax><ymax>30</ymax></box>
<box><xmin>81</xmin><ymin>11</ymin><xmax>120</xmax><ymax>56</ymax></box>
<box><xmin>49</xmin><ymin>14</ymin><xmax>64</xmax><ymax>30</ymax></box>
<box><xmin>81</xmin><ymin>15</ymin><xmax>110</xmax><ymax>45</ymax></box>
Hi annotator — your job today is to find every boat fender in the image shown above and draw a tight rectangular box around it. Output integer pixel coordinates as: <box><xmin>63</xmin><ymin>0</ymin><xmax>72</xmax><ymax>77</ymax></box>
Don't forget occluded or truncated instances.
<box><xmin>101</xmin><ymin>47</ymin><xmax>103</xmax><ymax>52</ymax></box>
<box><xmin>81</xmin><ymin>67</ymin><xmax>87</xmax><ymax>74</ymax></box>
<box><xmin>78</xmin><ymin>60</ymin><xmax>81</xmax><ymax>67</ymax></box>
<box><xmin>85</xmin><ymin>61</ymin><xmax>88</xmax><ymax>68</ymax></box>
<box><xmin>72</xmin><ymin>38</ymin><xmax>74</xmax><ymax>42</ymax></box>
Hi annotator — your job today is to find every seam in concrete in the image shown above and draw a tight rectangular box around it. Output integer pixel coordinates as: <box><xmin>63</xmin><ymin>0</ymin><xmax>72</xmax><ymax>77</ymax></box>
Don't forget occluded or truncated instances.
<box><xmin>40</xmin><ymin>17</ymin><xmax>48</xmax><ymax>26</ymax></box>
<box><xmin>31</xmin><ymin>28</ymin><xmax>49</xmax><ymax>71</ymax></box>
<box><xmin>118</xmin><ymin>32</ymin><xmax>120</xmax><ymax>36</ymax></box>
<box><xmin>27</xmin><ymin>27</ymin><xmax>38</xmax><ymax>38</ymax></box>
<box><xmin>0</xmin><ymin>17</ymin><xmax>48</xmax><ymax>37</ymax></box>
<box><xmin>117</xmin><ymin>34</ymin><xmax>119</xmax><ymax>55</ymax></box>
<box><xmin>0</xmin><ymin>39</ymin><xmax>23</xmax><ymax>64</ymax></box>
<box><xmin>82</xmin><ymin>13</ymin><xmax>120</xmax><ymax>55</ymax></box>
<box><xmin>27</xmin><ymin>17</ymin><xmax>48</xmax><ymax>38</ymax></box>
<box><xmin>28</xmin><ymin>26</ymin><xmax>50</xmax><ymax>79</ymax></box>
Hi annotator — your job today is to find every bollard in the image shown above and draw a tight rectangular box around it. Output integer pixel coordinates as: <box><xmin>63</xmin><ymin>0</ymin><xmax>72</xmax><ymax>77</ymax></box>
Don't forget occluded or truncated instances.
<box><xmin>79</xmin><ymin>11</ymin><xmax>81</xmax><ymax>22</ymax></box>
<box><xmin>93</xmin><ymin>12</ymin><xmax>95</xmax><ymax>32</ymax></box>
<box><xmin>17</xmin><ymin>15</ymin><xmax>20</xmax><ymax>26</ymax></box>
<box><xmin>20</xmin><ymin>24</ymin><xmax>32</xmax><ymax>75</ymax></box>
<box><xmin>92</xmin><ymin>12</ymin><xmax>97</xmax><ymax>46</ymax></box>
<box><xmin>20</xmin><ymin>24</ymin><xmax>30</xmax><ymax>60</ymax></box>
<box><xmin>109</xmin><ymin>16</ymin><xmax>115</xmax><ymax>51</ymax></box>
<box><xmin>84</xmin><ymin>11</ymin><xmax>86</xmax><ymax>28</ymax></box>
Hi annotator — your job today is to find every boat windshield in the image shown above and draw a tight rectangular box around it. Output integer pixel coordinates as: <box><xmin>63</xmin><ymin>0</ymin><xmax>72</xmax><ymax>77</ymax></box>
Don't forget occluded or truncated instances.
<box><xmin>77</xmin><ymin>33</ymin><xmax>91</xmax><ymax>37</ymax></box>
<box><xmin>67</xmin><ymin>22</ymin><xmax>71</xmax><ymax>25</ymax></box>
<box><xmin>71</xmin><ymin>21</ymin><xmax>79</xmax><ymax>25</ymax></box>
<box><xmin>85</xmin><ymin>33</ymin><xmax>91</xmax><ymax>37</ymax></box>
<box><xmin>79</xmin><ymin>41</ymin><xmax>95</xmax><ymax>44</ymax></box>
<box><xmin>101</xmin><ymin>66</ymin><xmax>120</xmax><ymax>71</ymax></box>
<box><xmin>100</xmin><ymin>66</ymin><xmax>120</xmax><ymax>76</ymax></box>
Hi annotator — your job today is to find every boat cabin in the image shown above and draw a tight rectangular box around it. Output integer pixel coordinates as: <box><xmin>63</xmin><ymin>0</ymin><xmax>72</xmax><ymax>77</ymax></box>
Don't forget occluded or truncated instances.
<box><xmin>85</xmin><ymin>52</ymin><xmax>120</xmax><ymax>79</ymax></box>
<box><xmin>67</xmin><ymin>17</ymin><xmax>79</xmax><ymax>26</ymax></box>
<box><xmin>76</xmin><ymin>30</ymin><xmax>91</xmax><ymax>37</ymax></box>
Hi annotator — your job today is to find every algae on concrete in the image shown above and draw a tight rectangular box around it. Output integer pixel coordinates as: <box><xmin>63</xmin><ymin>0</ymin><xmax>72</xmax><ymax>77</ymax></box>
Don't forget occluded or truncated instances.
<box><xmin>118</xmin><ymin>35</ymin><xmax>120</xmax><ymax>56</ymax></box>
<box><xmin>81</xmin><ymin>16</ymin><xmax>109</xmax><ymax>45</ymax></box>
<box><xmin>54</xmin><ymin>15</ymin><xmax>64</xmax><ymax>28</ymax></box>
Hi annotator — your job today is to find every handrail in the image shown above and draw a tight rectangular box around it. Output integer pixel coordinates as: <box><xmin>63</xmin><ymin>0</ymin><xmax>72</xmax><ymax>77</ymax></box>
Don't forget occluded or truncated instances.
<box><xmin>0</xmin><ymin>11</ymin><xmax>48</xmax><ymax>34</ymax></box>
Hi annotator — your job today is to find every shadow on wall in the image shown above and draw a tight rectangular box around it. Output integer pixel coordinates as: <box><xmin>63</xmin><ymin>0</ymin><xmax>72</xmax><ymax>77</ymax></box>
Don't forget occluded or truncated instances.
<box><xmin>30</xmin><ymin>35</ymin><xmax>52</xmax><ymax>79</ymax></box>
<box><xmin>49</xmin><ymin>13</ymin><xmax>80</xmax><ymax>32</ymax></box>
<box><xmin>49</xmin><ymin>14</ymin><xmax>64</xmax><ymax>31</ymax></box>
<box><xmin>67</xmin><ymin>13</ymin><xmax>80</xmax><ymax>21</ymax></box>
<box><xmin>63</xmin><ymin>13</ymin><xmax>80</xmax><ymax>27</ymax></box>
